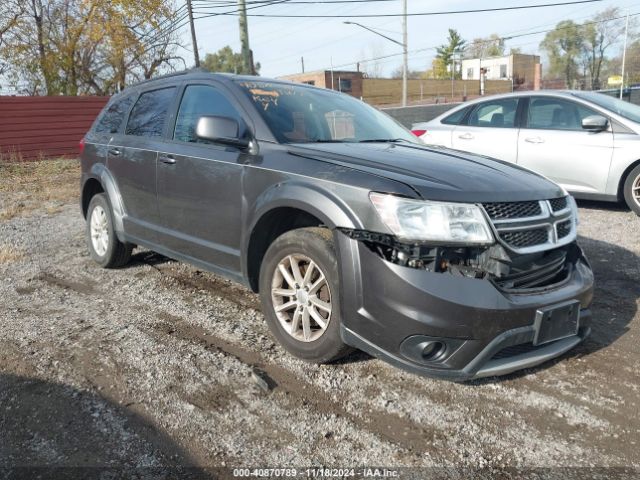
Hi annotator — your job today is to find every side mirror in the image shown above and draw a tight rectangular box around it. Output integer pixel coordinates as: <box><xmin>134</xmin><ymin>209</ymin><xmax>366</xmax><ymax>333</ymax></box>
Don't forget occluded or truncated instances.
<box><xmin>581</xmin><ymin>115</ymin><xmax>608</xmax><ymax>132</ymax></box>
<box><xmin>196</xmin><ymin>115</ymin><xmax>250</xmax><ymax>148</ymax></box>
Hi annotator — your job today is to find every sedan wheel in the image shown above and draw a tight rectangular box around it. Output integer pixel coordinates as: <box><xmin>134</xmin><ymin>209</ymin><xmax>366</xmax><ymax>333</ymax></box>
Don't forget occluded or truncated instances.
<box><xmin>623</xmin><ymin>165</ymin><xmax>640</xmax><ymax>216</ymax></box>
<box><xmin>633</xmin><ymin>174</ymin><xmax>640</xmax><ymax>207</ymax></box>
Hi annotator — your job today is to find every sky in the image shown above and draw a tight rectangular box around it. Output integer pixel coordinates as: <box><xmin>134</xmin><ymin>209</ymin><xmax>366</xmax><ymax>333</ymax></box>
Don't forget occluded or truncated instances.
<box><xmin>182</xmin><ymin>0</ymin><xmax>637</xmax><ymax>79</ymax></box>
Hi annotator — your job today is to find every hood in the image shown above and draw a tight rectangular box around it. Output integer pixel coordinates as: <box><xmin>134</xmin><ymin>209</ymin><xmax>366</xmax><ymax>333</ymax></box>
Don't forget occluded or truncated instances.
<box><xmin>288</xmin><ymin>141</ymin><xmax>564</xmax><ymax>203</ymax></box>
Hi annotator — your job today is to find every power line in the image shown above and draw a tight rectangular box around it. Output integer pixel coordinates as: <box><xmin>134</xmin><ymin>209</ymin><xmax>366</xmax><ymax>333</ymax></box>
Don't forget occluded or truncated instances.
<box><xmin>317</xmin><ymin>10</ymin><xmax>640</xmax><ymax>72</ymax></box>
<box><xmin>194</xmin><ymin>0</ymin><xmax>604</xmax><ymax>19</ymax></box>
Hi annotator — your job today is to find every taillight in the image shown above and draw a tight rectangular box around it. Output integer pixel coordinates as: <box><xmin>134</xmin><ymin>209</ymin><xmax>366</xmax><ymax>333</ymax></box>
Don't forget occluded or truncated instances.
<box><xmin>411</xmin><ymin>129</ymin><xmax>426</xmax><ymax>137</ymax></box>
<box><xmin>79</xmin><ymin>137</ymin><xmax>86</xmax><ymax>155</ymax></box>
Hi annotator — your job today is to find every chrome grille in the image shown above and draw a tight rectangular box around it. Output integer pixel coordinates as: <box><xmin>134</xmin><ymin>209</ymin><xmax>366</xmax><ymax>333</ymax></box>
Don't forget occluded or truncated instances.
<box><xmin>483</xmin><ymin>201</ymin><xmax>542</xmax><ymax>220</ymax></box>
<box><xmin>549</xmin><ymin>197</ymin><xmax>568</xmax><ymax>212</ymax></box>
<box><xmin>481</xmin><ymin>197</ymin><xmax>576</xmax><ymax>254</ymax></box>
<box><xmin>557</xmin><ymin>219</ymin><xmax>572</xmax><ymax>239</ymax></box>
<box><xmin>499</xmin><ymin>228</ymin><xmax>549</xmax><ymax>248</ymax></box>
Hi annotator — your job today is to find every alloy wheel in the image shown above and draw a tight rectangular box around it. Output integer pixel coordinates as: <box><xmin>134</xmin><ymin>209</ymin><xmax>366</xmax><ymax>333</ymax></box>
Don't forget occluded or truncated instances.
<box><xmin>271</xmin><ymin>254</ymin><xmax>332</xmax><ymax>342</ymax></box>
<box><xmin>90</xmin><ymin>205</ymin><xmax>109</xmax><ymax>257</ymax></box>
<box><xmin>633</xmin><ymin>173</ymin><xmax>640</xmax><ymax>207</ymax></box>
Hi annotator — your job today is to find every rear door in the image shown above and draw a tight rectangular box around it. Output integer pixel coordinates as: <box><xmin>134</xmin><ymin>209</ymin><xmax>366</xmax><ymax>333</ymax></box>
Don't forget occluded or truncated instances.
<box><xmin>451</xmin><ymin>97</ymin><xmax>521</xmax><ymax>162</ymax></box>
<box><xmin>517</xmin><ymin>96</ymin><xmax>613</xmax><ymax>194</ymax></box>
<box><xmin>108</xmin><ymin>86</ymin><xmax>176</xmax><ymax>242</ymax></box>
<box><xmin>155</xmin><ymin>82</ymin><xmax>248</xmax><ymax>274</ymax></box>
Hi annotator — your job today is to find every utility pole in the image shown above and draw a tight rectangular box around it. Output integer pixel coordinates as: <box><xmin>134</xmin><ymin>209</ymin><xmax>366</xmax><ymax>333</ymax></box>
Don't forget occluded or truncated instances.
<box><xmin>620</xmin><ymin>11</ymin><xmax>630</xmax><ymax>100</ymax></box>
<box><xmin>301</xmin><ymin>56</ymin><xmax>305</xmax><ymax>73</ymax></box>
<box><xmin>238</xmin><ymin>0</ymin><xmax>253</xmax><ymax>74</ymax></box>
<box><xmin>344</xmin><ymin>15</ymin><xmax>407</xmax><ymax>105</ymax></box>
<box><xmin>401</xmin><ymin>0</ymin><xmax>408</xmax><ymax>107</ymax></box>
<box><xmin>186</xmin><ymin>0</ymin><xmax>200</xmax><ymax>67</ymax></box>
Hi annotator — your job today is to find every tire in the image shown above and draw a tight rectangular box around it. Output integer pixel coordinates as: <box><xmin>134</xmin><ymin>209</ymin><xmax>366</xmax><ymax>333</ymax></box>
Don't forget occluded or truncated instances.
<box><xmin>86</xmin><ymin>193</ymin><xmax>133</xmax><ymax>268</ymax></box>
<box><xmin>259</xmin><ymin>227</ymin><xmax>353</xmax><ymax>363</ymax></box>
<box><xmin>623</xmin><ymin>164</ymin><xmax>640</xmax><ymax>216</ymax></box>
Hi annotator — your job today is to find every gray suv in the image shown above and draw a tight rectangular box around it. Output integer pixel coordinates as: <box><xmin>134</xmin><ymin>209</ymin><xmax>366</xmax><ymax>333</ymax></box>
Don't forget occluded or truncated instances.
<box><xmin>80</xmin><ymin>71</ymin><xmax>594</xmax><ymax>381</ymax></box>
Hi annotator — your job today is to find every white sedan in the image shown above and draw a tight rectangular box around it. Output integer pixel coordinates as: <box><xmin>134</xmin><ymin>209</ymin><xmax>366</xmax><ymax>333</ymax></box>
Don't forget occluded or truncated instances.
<box><xmin>412</xmin><ymin>90</ymin><xmax>640</xmax><ymax>215</ymax></box>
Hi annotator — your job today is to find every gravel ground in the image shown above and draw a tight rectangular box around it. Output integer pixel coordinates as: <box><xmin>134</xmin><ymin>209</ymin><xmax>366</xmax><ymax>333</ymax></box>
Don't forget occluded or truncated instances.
<box><xmin>1</xmin><ymin>165</ymin><xmax>639</xmax><ymax>478</ymax></box>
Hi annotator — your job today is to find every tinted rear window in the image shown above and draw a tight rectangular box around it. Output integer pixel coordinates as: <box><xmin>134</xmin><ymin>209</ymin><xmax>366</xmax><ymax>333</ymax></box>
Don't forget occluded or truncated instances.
<box><xmin>125</xmin><ymin>87</ymin><xmax>175</xmax><ymax>137</ymax></box>
<box><xmin>95</xmin><ymin>96</ymin><xmax>133</xmax><ymax>134</ymax></box>
<box><xmin>441</xmin><ymin>107</ymin><xmax>469</xmax><ymax>125</ymax></box>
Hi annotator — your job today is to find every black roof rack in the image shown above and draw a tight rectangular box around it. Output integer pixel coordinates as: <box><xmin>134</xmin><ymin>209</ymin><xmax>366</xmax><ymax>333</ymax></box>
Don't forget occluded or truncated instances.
<box><xmin>129</xmin><ymin>67</ymin><xmax>212</xmax><ymax>88</ymax></box>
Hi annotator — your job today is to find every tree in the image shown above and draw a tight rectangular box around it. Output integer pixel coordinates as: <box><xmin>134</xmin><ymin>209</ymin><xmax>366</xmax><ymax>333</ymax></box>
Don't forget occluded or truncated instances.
<box><xmin>540</xmin><ymin>20</ymin><xmax>583</xmax><ymax>87</ymax></box>
<box><xmin>0</xmin><ymin>0</ymin><xmax>185</xmax><ymax>95</ymax></box>
<box><xmin>0</xmin><ymin>1</ymin><xmax>24</xmax><ymax>78</ymax></box>
<box><xmin>390</xmin><ymin>65</ymin><xmax>423</xmax><ymax>79</ymax></box>
<box><xmin>201</xmin><ymin>46</ymin><xmax>260</xmax><ymax>75</ymax></box>
<box><xmin>465</xmin><ymin>34</ymin><xmax>505</xmax><ymax>59</ymax></box>
<box><xmin>581</xmin><ymin>8</ymin><xmax>631</xmax><ymax>89</ymax></box>
<box><xmin>424</xmin><ymin>57</ymin><xmax>448</xmax><ymax>79</ymax></box>
<box><xmin>435</xmin><ymin>29</ymin><xmax>466</xmax><ymax>79</ymax></box>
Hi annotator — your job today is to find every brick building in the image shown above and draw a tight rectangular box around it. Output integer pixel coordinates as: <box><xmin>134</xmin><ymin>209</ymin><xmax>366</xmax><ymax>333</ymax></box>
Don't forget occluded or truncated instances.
<box><xmin>278</xmin><ymin>70</ymin><xmax>364</xmax><ymax>98</ymax></box>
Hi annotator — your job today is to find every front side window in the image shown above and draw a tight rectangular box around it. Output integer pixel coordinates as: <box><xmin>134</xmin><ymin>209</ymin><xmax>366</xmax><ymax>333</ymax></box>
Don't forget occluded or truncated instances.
<box><xmin>527</xmin><ymin>97</ymin><xmax>598</xmax><ymax>131</ymax></box>
<box><xmin>174</xmin><ymin>85</ymin><xmax>242</xmax><ymax>143</ymax></box>
<box><xmin>95</xmin><ymin>95</ymin><xmax>133</xmax><ymax>134</ymax></box>
<box><xmin>467</xmin><ymin>99</ymin><xmax>518</xmax><ymax>128</ymax></box>
<box><xmin>125</xmin><ymin>87</ymin><xmax>175</xmax><ymax>137</ymax></box>
<box><xmin>235</xmin><ymin>80</ymin><xmax>415</xmax><ymax>144</ymax></box>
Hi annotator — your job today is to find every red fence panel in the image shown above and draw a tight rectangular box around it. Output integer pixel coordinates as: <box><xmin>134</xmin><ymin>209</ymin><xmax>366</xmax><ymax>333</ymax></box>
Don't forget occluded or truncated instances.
<box><xmin>0</xmin><ymin>96</ymin><xmax>109</xmax><ymax>160</ymax></box>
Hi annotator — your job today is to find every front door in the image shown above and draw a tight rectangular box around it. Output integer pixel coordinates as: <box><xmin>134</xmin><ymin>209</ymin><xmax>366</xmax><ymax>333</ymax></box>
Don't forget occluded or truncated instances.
<box><xmin>156</xmin><ymin>83</ymin><xmax>248</xmax><ymax>274</ymax></box>
<box><xmin>517</xmin><ymin>96</ymin><xmax>613</xmax><ymax>195</ymax></box>
<box><xmin>451</xmin><ymin>97</ymin><xmax>520</xmax><ymax>163</ymax></box>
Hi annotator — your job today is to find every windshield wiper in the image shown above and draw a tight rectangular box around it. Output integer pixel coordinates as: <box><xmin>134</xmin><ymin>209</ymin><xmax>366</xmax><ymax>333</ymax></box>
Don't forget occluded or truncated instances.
<box><xmin>358</xmin><ymin>138</ymin><xmax>412</xmax><ymax>144</ymax></box>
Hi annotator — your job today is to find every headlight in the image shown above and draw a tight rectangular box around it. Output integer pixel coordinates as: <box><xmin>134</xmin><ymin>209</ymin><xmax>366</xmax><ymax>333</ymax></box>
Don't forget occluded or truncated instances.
<box><xmin>369</xmin><ymin>192</ymin><xmax>494</xmax><ymax>244</ymax></box>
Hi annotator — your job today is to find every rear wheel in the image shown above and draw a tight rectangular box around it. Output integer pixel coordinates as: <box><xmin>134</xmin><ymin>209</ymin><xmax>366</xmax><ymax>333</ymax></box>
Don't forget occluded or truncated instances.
<box><xmin>623</xmin><ymin>164</ymin><xmax>640</xmax><ymax>216</ymax></box>
<box><xmin>259</xmin><ymin>227</ymin><xmax>352</xmax><ymax>363</ymax></box>
<box><xmin>86</xmin><ymin>193</ymin><xmax>133</xmax><ymax>268</ymax></box>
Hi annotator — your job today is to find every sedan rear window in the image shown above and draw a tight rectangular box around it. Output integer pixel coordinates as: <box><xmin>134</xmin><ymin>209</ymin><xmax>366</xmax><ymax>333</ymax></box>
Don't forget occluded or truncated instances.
<box><xmin>468</xmin><ymin>99</ymin><xmax>518</xmax><ymax>128</ymax></box>
<box><xmin>441</xmin><ymin>107</ymin><xmax>468</xmax><ymax>125</ymax></box>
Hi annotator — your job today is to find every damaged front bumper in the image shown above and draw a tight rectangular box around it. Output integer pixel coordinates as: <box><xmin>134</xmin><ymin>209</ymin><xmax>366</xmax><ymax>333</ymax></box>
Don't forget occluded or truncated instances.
<box><xmin>336</xmin><ymin>229</ymin><xmax>594</xmax><ymax>381</ymax></box>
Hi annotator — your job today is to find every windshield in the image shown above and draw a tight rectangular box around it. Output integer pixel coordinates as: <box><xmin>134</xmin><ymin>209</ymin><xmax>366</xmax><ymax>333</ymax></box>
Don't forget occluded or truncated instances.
<box><xmin>572</xmin><ymin>91</ymin><xmax>640</xmax><ymax>124</ymax></box>
<box><xmin>236</xmin><ymin>80</ymin><xmax>417</xmax><ymax>144</ymax></box>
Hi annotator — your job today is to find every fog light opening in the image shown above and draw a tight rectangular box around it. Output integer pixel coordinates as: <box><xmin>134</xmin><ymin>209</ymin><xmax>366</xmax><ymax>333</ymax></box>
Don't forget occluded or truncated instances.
<box><xmin>421</xmin><ymin>341</ymin><xmax>446</xmax><ymax>361</ymax></box>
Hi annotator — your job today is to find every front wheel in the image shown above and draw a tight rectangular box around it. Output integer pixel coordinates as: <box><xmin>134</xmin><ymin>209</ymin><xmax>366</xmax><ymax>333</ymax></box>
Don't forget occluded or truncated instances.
<box><xmin>259</xmin><ymin>227</ymin><xmax>352</xmax><ymax>363</ymax></box>
<box><xmin>623</xmin><ymin>164</ymin><xmax>640</xmax><ymax>216</ymax></box>
<box><xmin>86</xmin><ymin>193</ymin><xmax>133</xmax><ymax>268</ymax></box>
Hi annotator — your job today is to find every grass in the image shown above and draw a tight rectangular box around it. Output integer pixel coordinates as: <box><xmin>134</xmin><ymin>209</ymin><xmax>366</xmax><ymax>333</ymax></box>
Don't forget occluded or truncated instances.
<box><xmin>0</xmin><ymin>245</ymin><xmax>25</xmax><ymax>264</ymax></box>
<box><xmin>0</xmin><ymin>158</ymin><xmax>80</xmax><ymax>221</ymax></box>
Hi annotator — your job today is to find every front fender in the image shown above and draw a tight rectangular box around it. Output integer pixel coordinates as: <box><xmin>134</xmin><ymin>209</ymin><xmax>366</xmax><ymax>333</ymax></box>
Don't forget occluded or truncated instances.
<box><xmin>247</xmin><ymin>180</ymin><xmax>364</xmax><ymax>233</ymax></box>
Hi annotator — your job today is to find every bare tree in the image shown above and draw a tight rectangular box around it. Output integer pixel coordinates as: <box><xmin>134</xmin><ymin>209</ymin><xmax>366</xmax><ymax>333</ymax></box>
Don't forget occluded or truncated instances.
<box><xmin>581</xmin><ymin>7</ymin><xmax>633</xmax><ymax>89</ymax></box>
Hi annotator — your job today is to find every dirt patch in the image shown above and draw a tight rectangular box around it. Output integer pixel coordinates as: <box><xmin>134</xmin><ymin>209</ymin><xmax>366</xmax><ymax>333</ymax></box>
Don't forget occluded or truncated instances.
<box><xmin>0</xmin><ymin>244</ymin><xmax>25</xmax><ymax>264</ymax></box>
<box><xmin>37</xmin><ymin>271</ymin><xmax>96</xmax><ymax>295</ymax></box>
<box><xmin>0</xmin><ymin>159</ymin><xmax>79</xmax><ymax>220</ymax></box>
<box><xmin>152</xmin><ymin>312</ymin><xmax>440</xmax><ymax>452</ymax></box>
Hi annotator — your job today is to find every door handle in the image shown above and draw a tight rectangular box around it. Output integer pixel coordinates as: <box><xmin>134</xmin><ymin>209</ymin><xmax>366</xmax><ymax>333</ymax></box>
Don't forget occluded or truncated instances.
<box><xmin>108</xmin><ymin>148</ymin><xmax>121</xmax><ymax>156</ymax></box>
<box><xmin>159</xmin><ymin>154</ymin><xmax>176</xmax><ymax>165</ymax></box>
<box><xmin>458</xmin><ymin>133</ymin><xmax>474</xmax><ymax>140</ymax></box>
<box><xmin>525</xmin><ymin>137</ymin><xmax>544</xmax><ymax>144</ymax></box>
